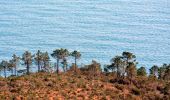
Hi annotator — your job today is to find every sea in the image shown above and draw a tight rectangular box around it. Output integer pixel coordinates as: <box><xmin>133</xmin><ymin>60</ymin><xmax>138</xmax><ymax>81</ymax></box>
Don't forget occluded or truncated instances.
<box><xmin>0</xmin><ymin>0</ymin><xmax>170</xmax><ymax>71</ymax></box>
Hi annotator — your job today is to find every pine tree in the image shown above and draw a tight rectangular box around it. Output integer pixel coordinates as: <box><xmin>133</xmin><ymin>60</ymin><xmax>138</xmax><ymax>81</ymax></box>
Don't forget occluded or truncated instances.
<box><xmin>22</xmin><ymin>51</ymin><xmax>33</xmax><ymax>75</ymax></box>
<box><xmin>137</xmin><ymin>66</ymin><xmax>147</xmax><ymax>77</ymax></box>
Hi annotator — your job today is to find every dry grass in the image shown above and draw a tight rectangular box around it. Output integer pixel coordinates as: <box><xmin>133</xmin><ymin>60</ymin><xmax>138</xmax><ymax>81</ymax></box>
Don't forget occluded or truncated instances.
<box><xmin>0</xmin><ymin>72</ymin><xmax>169</xmax><ymax>100</ymax></box>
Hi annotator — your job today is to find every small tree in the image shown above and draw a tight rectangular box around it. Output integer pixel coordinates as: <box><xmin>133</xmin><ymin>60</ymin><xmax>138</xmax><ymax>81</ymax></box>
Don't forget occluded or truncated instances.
<box><xmin>164</xmin><ymin>65</ymin><xmax>170</xmax><ymax>80</ymax></box>
<box><xmin>8</xmin><ymin>60</ymin><xmax>14</xmax><ymax>75</ymax></box>
<box><xmin>150</xmin><ymin>65</ymin><xmax>159</xmax><ymax>78</ymax></box>
<box><xmin>110</xmin><ymin>56</ymin><xmax>123</xmax><ymax>78</ymax></box>
<box><xmin>10</xmin><ymin>54</ymin><xmax>20</xmax><ymax>76</ymax></box>
<box><xmin>51</xmin><ymin>48</ymin><xmax>69</xmax><ymax>73</ymax></box>
<box><xmin>122</xmin><ymin>52</ymin><xmax>136</xmax><ymax>78</ymax></box>
<box><xmin>70</xmin><ymin>50</ymin><xmax>81</xmax><ymax>67</ymax></box>
<box><xmin>42</xmin><ymin>52</ymin><xmax>50</xmax><ymax>71</ymax></box>
<box><xmin>158</xmin><ymin>64</ymin><xmax>167</xmax><ymax>80</ymax></box>
<box><xmin>1</xmin><ymin>60</ymin><xmax>8</xmax><ymax>78</ymax></box>
<box><xmin>61</xmin><ymin>58</ymin><xmax>68</xmax><ymax>72</ymax></box>
<box><xmin>34</xmin><ymin>50</ymin><xmax>43</xmax><ymax>72</ymax></box>
<box><xmin>126</xmin><ymin>62</ymin><xmax>137</xmax><ymax>83</ymax></box>
<box><xmin>22</xmin><ymin>51</ymin><xmax>33</xmax><ymax>75</ymax></box>
<box><xmin>87</xmin><ymin>60</ymin><xmax>102</xmax><ymax>78</ymax></box>
<box><xmin>137</xmin><ymin>66</ymin><xmax>147</xmax><ymax>77</ymax></box>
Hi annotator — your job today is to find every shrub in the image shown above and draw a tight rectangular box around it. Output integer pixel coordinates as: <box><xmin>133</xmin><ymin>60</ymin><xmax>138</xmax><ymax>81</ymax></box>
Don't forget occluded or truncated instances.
<box><xmin>131</xmin><ymin>87</ymin><xmax>140</xmax><ymax>95</ymax></box>
<box><xmin>164</xmin><ymin>83</ymin><xmax>170</xmax><ymax>95</ymax></box>
<box><xmin>115</xmin><ymin>84</ymin><xmax>124</xmax><ymax>90</ymax></box>
<box><xmin>110</xmin><ymin>78</ymin><xmax>130</xmax><ymax>85</ymax></box>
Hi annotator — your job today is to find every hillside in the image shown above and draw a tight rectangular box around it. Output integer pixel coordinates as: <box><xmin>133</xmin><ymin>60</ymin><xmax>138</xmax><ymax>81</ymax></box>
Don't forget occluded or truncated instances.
<box><xmin>0</xmin><ymin>72</ymin><xmax>169</xmax><ymax>100</ymax></box>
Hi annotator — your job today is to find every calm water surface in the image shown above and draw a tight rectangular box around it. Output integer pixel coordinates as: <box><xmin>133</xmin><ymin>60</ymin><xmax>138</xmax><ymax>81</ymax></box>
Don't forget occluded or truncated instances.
<box><xmin>0</xmin><ymin>0</ymin><xmax>170</xmax><ymax>69</ymax></box>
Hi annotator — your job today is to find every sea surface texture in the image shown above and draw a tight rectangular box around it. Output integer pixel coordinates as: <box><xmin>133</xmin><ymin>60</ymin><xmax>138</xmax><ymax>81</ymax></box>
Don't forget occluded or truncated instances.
<box><xmin>0</xmin><ymin>0</ymin><xmax>170</xmax><ymax>68</ymax></box>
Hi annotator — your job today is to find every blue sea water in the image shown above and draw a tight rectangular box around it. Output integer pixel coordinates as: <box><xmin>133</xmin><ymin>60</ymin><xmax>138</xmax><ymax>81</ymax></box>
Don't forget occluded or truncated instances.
<box><xmin>0</xmin><ymin>0</ymin><xmax>170</xmax><ymax>69</ymax></box>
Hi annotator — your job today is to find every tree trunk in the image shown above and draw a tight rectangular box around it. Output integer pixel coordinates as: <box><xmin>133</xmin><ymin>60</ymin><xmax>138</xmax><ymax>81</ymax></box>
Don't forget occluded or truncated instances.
<box><xmin>15</xmin><ymin>66</ymin><xmax>17</xmax><ymax>76</ymax></box>
<box><xmin>56</xmin><ymin>59</ymin><xmax>59</xmax><ymax>74</ymax></box>
<box><xmin>26</xmin><ymin>62</ymin><xmax>30</xmax><ymax>75</ymax></box>
<box><xmin>75</xmin><ymin>57</ymin><xmax>77</xmax><ymax>67</ymax></box>
<box><xmin>43</xmin><ymin>61</ymin><xmax>46</xmax><ymax>71</ymax></box>
<box><xmin>116</xmin><ymin>65</ymin><xmax>119</xmax><ymax>78</ymax></box>
<box><xmin>41</xmin><ymin>65</ymin><xmax>43</xmax><ymax>71</ymax></box>
<box><xmin>63</xmin><ymin>65</ymin><xmax>65</xmax><ymax>72</ymax></box>
<box><xmin>11</xmin><ymin>68</ymin><xmax>13</xmax><ymax>76</ymax></box>
<box><xmin>75</xmin><ymin>57</ymin><xmax>77</xmax><ymax>73</ymax></box>
<box><xmin>38</xmin><ymin>61</ymin><xmax>40</xmax><ymax>72</ymax></box>
<box><xmin>4</xmin><ymin>67</ymin><xmax>6</xmax><ymax>78</ymax></box>
<box><xmin>66</xmin><ymin>64</ymin><xmax>68</xmax><ymax>71</ymax></box>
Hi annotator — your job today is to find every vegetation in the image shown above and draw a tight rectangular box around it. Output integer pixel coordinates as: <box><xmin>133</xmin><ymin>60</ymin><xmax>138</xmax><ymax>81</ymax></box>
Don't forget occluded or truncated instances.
<box><xmin>0</xmin><ymin>48</ymin><xmax>169</xmax><ymax>99</ymax></box>
<box><xmin>22</xmin><ymin>51</ymin><xmax>33</xmax><ymax>75</ymax></box>
<box><xmin>137</xmin><ymin>66</ymin><xmax>147</xmax><ymax>77</ymax></box>
<box><xmin>34</xmin><ymin>50</ymin><xmax>43</xmax><ymax>72</ymax></box>
<box><xmin>70</xmin><ymin>50</ymin><xmax>81</xmax><ymax>68</ymax></box>
<box><xmin>51</xmin><ymin>48</ymin><xmax>69</xmax><ymax>73</ymax></box>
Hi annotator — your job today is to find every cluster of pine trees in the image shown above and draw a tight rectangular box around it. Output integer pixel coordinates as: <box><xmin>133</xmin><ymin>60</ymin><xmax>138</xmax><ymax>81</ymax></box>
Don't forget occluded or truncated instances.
<box><xmin>104</xmin><ymin>51</ymin><xmax>170</xmax><ymax>81</ymax></box>
<box><xmin>0</xmin><ymin>48</ymin><xmax>170</xmax><ymax>81</ymax></box>
<box><xmin>0</xmin><ymin>48</ymin><xmax>81</xmax><ymax>77</ymax></box>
